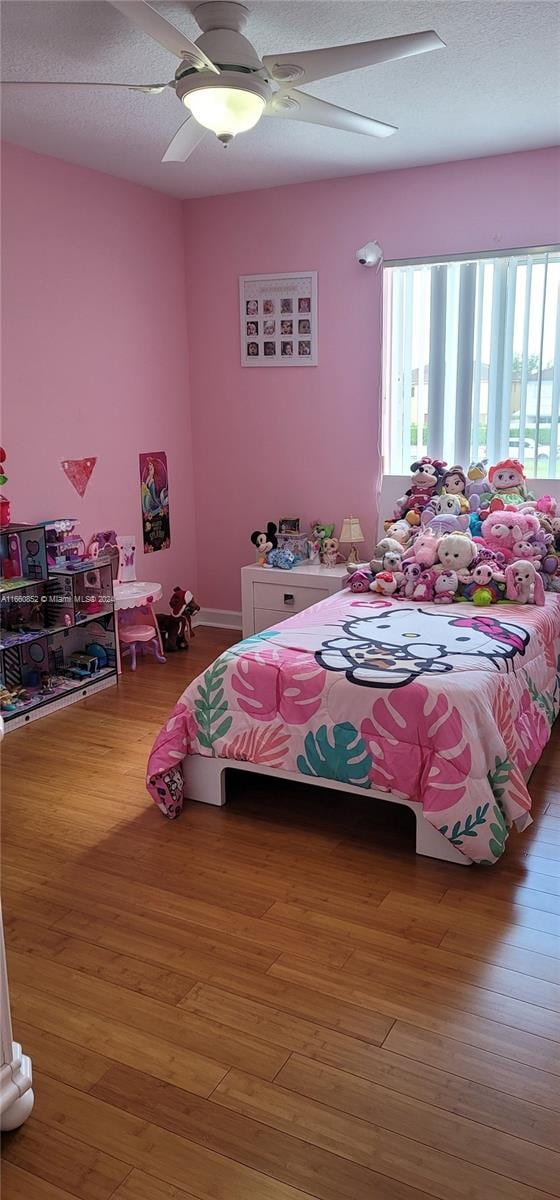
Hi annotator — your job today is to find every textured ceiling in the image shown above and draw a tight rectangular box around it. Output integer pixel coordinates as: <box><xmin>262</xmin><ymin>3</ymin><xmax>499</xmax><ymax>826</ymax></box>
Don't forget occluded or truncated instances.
<box><xmin>1</xmin><ymin>0</ymin><xmax>559</xmax><ymax>199</ymax></box>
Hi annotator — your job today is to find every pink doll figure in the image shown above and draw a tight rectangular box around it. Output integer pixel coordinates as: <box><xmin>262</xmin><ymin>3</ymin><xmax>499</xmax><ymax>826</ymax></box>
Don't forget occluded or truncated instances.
<box><xmin>505</xmin><ymin>560</ymin><xmax>545</xmax><ymax>605</ymax></box>
<box><xmin>433</xmin><ymin>569</ymin><xmax>459</xmax><ymax>604</ymax></box>
<box><xmin>400</xmin><ymin>561</ymin><xmax>422</xmax><ymax>597</ymax></box>
<box><xmin>488</xmin><ymin>458</ymin><xmax>528</xmax><ymax>501</ymax></box>
<box><xmin>370</xmin><ymin>570</ymin><xmax>399</xmax><ymax>597</ymax></box>
<box><xmin>412</xmin><ymin>568</ymin><xmax>437</xmax><ymax>601</ymax></box>
<box><xmin>433</xmin><ymin>532</ymin><xmax>476</xmax><ymax>582</ymax></box>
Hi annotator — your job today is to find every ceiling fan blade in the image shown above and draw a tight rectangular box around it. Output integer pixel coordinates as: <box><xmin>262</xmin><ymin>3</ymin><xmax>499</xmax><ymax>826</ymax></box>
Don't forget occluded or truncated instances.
<box><xmin>162</xmin><ymin>117</ymin><xmax>207</xmax><ymax>163</ymax></box>
<box><xmin>265</xmin><ymin>90</ymin><xmax>397</xmax><ymax>138</ymax></box>
<box><xmin>263</xmin><ymin>29</ymin><xmax>444</xmax><ymax>86</ymax></box>
<box><xmin>108</xmin><ymin>1</ymin><xmax>219</xmax><ymax>73</ymax></box>
<box><xmin>0</xmin><ymin>80</ymin><xmax>168</xmax><ymax>93</ymax></box>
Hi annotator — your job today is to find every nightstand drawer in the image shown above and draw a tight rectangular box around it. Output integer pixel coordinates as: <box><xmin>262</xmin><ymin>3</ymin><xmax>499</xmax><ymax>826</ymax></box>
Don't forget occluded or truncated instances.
<box><xmin>254</xmin><ymin>608</ymin><xmax>288</xmax><ymax>633</ymax></box>
<box><xmin>253</xmin><ymin>581</ymin><xmax>329</xmax><ymax>613</ymax></box>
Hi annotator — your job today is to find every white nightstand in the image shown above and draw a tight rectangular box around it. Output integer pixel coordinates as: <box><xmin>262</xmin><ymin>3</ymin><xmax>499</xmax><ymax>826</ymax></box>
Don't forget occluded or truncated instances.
<box><xmin>241</xmin><ymin>561</ymin><xmax>348</xmax><ymax>638</ymax></box>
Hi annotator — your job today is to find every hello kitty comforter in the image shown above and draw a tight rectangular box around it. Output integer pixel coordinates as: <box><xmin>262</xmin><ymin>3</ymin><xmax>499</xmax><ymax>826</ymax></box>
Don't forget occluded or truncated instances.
<box><xmin>147</xmin><ymin>592</ymin><xmax>560</xmax><ymax>863</ymax></box>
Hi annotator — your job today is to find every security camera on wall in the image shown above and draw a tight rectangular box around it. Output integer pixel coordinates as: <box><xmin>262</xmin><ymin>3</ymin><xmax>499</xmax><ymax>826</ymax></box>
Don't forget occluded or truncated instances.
<box><xmin>356</xmin><ymin>241</ymin><xmax>383</xmax><ymax>267</ymax></box>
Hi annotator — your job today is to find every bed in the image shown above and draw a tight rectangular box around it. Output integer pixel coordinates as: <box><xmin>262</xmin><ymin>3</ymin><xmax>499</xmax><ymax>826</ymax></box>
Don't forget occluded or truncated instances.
<box><xmin>147</xmin><ymin>588</ymin><xmax>560</xmax><ymax>866</ymax></box>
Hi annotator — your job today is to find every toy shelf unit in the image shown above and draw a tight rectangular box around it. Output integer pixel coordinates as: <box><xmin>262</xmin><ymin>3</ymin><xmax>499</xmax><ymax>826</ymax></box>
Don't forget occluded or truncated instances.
<box><xmin>1</xmin><ymin>525</ymin><xmax>117</xmax><ymax>731</ymax></box>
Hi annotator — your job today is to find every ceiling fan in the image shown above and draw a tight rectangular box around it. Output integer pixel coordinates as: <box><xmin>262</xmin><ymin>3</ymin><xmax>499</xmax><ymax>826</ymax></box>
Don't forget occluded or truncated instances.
<box><xmin>1</xmin><ymin>0</ymin><xmax>445</xmax><ymax>163</ymax></box>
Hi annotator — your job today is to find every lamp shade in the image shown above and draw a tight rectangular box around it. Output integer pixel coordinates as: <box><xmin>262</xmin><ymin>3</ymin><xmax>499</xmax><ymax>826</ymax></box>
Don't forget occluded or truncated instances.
<box><xmin>340</xmin><ymin>517</ymin><xmax>364</xmax><ymax>544</ymax></box>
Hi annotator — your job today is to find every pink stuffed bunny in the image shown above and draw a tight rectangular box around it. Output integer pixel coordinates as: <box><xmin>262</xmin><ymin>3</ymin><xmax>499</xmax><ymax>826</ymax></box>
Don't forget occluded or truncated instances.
<box><xmin>505</xmin><ymin>560</ymin><xmax>545</xmax><ymax>605</ymax></box>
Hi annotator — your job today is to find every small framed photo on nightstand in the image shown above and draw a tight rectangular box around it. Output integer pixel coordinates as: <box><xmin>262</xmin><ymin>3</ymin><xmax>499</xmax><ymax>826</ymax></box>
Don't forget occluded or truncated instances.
<box><xmin>278</xmin><ymin>518</ymin><xmax>300</xmax><ymax>534</ymax></box>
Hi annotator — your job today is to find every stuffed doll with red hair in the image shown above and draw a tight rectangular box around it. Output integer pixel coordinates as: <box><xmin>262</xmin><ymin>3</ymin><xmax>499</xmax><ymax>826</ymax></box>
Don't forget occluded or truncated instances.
<box><xmin>487</xmin><ymin>459</ymin><xmax>529</xmax><ymax>504</ymax></box>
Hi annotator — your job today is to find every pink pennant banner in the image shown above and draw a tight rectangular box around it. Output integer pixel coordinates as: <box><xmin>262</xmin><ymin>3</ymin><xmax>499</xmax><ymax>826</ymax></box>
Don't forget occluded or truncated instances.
<box><xmin>61</xmin><ymin>456</ymin><xmax>97</xmax><ymax>497</ymax></box>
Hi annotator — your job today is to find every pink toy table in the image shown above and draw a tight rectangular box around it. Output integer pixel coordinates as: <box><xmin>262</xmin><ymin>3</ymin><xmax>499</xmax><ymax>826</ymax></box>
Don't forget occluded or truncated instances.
<box><xmin>114</xmin><ymin>581</ymin><xmax>164</xmax><ymax>674</ymax></box>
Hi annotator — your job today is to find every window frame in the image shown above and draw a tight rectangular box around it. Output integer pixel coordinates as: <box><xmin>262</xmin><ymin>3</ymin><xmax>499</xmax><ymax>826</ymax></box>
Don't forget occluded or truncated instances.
<box><xmin>382</xmin><ymin>243</ymin><xmax>560</xmax><ymax>478</ymax></box>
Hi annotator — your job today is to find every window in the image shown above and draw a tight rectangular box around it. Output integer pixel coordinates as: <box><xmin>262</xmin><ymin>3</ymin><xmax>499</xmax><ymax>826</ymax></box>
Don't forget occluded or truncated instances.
<box><xmin>382</xmin><ymin>248</ymin><xmax>560</xmax><ymax>478</ymax></box>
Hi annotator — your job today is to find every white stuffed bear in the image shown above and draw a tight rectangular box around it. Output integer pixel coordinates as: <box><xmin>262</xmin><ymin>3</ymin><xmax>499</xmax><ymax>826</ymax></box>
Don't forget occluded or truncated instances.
<box><xmin>434</xmin><ymin>533</ymin><xmax>476</xmax><ymax>582</ymax></box>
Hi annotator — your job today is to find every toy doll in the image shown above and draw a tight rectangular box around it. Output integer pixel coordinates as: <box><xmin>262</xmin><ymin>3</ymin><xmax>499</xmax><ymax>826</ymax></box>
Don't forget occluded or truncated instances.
<box><xmin>394</xmin><ymin>457</ymin><xmax>446</xmax><ymax>520</ymax></box>
<box><xmin>399</xmin><ymin>561</ymin><xmax>422</xmax><ymax>597</ymax></box>
<box><xmin>441</xmin><ymin>466</ymin><xmax>470</xmax><ymax>512</ymax></box>
<box><xmin>442</xmin><ymin>465</ymin><xmax>466</xmax><ymax>495</ymax></box>
<box><xmin>463</xmin><ymin>562</ymin><xmax>504</xmax><ymax>606</ymax></box>
<box><xmin>482</xmin><ymin>459</ymin><xmax>532</xmax><ymax>509</ymax></box>
<box><xmin>489</xmin><ymin>458</ymin><xmax>527</xmax><ymax>498</ymax></box>
<box><xmin>321</xmin><ymin>536</ymin><xmax>340</xmax><ymax>568</ymax></box>
<box><xmin>412</xmin><ymin>569</ymin><xmax>437</xmax><ymax>601</ymax></box>
<box><xmin>505</xmin><ymin>560</ymin><xmax>545</xmax><ymax>605</ymax></box>
<box><xmin>251</xmin><ymin>522</ymin><xmax>278</xmax><ymax>566</ymax></box>
<box><xmin>433</xmin><ymin>570</ymin><xmax>459</xmax><ymax>604</ymax></box>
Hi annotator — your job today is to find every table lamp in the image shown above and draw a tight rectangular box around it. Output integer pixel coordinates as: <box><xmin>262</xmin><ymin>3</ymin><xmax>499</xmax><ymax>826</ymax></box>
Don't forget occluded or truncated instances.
<box><xmin>340</xmin><ymin>517</ymin><xmax>365</xmax><ymax>564</ymax></box>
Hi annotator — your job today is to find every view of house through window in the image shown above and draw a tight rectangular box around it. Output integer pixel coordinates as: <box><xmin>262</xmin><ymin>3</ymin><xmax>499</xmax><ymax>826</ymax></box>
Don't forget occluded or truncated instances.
<box><xmin>382</xmin><ymin>249</ymin><xmax>560</xmax><ymax>477</ymax></box>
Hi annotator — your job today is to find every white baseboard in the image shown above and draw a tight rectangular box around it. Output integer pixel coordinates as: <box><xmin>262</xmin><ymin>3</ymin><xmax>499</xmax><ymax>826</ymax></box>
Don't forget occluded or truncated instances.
<box><xmin>193</xmin><ymin>608</ymin><xmax>242</xmax><ymax>631</ymax></box>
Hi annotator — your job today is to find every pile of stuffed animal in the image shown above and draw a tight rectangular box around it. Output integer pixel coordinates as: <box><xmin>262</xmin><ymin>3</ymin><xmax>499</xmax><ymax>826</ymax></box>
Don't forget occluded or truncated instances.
<box><xmin>347</xmin><ymin>457</ymin><xmax>560</xmax><ymax>606</ymax></box>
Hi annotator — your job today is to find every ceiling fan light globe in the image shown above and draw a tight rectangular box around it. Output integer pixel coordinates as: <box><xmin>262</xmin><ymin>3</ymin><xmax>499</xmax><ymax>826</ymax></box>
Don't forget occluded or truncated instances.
<box><xmin>183</xmin><ymin>85</ymin><xmax>265</xmax><ymax>137</ymax></box>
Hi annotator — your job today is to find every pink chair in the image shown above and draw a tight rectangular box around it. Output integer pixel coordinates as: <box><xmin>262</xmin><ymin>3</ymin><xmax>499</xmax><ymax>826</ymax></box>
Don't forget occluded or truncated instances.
<box><xmin>119</xmin><ymin>623</ymin><xmax>166</xmax><ymax>670</ymax></box>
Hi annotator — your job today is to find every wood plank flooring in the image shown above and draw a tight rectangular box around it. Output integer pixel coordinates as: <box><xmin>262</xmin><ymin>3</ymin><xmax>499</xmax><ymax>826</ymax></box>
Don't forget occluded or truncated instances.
<box><xmin>1</xmin><ymin>626</ymin><xmax>559</xmax><ymax>1200</ymax></box>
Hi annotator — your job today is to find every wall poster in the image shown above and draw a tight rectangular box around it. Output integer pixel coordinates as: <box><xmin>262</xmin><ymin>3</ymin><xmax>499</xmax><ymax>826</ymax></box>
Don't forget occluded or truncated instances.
<box><xmin>139</xmin><ymin>451</ymin><xmax>170</xmax><ymax>552</ymax></box>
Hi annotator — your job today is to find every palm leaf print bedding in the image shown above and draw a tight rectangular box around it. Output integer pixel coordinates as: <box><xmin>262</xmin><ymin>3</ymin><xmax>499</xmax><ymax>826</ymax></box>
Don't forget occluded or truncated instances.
<box><xmin>147</xmin><ymin>592</ymin><xmax>560</xmax><ymax>864</ymax></box>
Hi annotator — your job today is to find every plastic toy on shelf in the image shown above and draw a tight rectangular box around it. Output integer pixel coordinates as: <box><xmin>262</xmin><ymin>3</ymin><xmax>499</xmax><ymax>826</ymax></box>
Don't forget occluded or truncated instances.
<box><xmin>1</xmin><ymin>518</ymin><xmax>118</xmax><ymax>731</ymax></box>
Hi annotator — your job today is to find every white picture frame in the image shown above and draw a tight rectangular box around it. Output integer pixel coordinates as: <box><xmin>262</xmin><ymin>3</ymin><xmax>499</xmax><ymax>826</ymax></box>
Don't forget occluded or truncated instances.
<box><xmin>240</xmin><ymin>271</ymin><xmax>318</xmax><ymax>367</ymax></box>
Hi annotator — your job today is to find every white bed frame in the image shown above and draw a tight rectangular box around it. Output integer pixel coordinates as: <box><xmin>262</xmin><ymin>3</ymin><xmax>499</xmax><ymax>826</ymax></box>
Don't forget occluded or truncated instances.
<box><xmin>182</xmin><ymin>475</ymin><xmax>554</xmax><ymax>866</ymax></box>
<box><xmin>183</xmin><ymin>754</ymin><xmax>469</xmax><ymax>865</ymax></box>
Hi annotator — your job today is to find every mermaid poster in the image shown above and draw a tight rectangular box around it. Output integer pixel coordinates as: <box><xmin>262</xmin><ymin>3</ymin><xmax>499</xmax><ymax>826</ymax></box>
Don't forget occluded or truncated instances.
<box><xmin>139</xmin><ymin>451</ymin><xmax>170</xmax><ymax>552</ymax></box>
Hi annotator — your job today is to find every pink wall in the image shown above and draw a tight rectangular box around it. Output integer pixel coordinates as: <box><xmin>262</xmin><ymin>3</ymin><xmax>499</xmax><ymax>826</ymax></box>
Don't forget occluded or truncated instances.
<box><xmin>184</xmin><ymin>146</ymin><xmax>560</xmax><ymax>612</ymax></box>
<box><xmin>1</xmin><ymin>142</ymin><xmax>196</xmax><ymax>604</ymax></box>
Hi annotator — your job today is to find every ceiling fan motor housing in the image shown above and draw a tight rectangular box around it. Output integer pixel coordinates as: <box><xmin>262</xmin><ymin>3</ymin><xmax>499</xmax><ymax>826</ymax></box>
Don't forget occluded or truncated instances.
<box><xmin>192</xmin><ymin>3</ymin><xmax>263</xmax><ymax>72</ymax></box>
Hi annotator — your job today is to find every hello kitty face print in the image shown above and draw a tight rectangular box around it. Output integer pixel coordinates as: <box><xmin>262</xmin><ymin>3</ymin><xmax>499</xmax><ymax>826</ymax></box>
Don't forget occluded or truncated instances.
<box><xmin>315</xmin><ymin>606</ymin><xmax>530</xmax><ymax>688</ymax></box>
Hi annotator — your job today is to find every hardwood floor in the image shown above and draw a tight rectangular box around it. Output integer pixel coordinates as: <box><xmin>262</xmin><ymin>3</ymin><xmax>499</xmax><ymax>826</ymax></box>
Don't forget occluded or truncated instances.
<box><xmin>1</xmin><ymin>626</ymin><xmax>559</xmax><ymax>1200</ymax></box>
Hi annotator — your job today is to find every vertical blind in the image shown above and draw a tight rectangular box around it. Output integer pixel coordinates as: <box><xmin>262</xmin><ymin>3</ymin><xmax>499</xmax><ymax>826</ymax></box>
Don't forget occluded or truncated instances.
<box><xmin>382</xmin><ymin>250</ymin><xmax>560</xmax><ymax>477</ymax></box>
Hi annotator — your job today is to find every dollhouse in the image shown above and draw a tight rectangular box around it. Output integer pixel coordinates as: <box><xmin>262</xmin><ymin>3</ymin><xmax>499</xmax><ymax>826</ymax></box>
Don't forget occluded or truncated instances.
<box><xmin>0</xmin><ymin>520</ymin><xmax>117</xmax><ymax>730</ymax></box>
